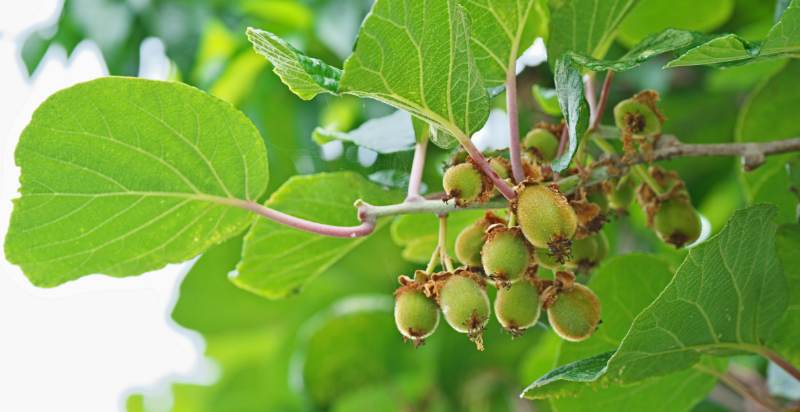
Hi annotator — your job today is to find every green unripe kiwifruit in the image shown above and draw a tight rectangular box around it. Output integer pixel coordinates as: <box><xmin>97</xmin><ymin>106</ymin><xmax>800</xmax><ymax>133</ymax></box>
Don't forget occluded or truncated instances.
<box><xmin>481</xmin><ymin>226</ymin><xmax>531</xmax><ymax>286</ymax></box>
<box><xmin>455</xmin><ymin>213</ymin><xmax>505</xmax><ymax>268</ymax></box>
<box><xmin>614</xmin><ymin>98</ymin><xmax>661</xmax><ymax>136</ymax></box>
<box><xmin>654</xmin><ymin>198</ymin><xmax>702</xmax><ymax>248</ymax></box>
<box><xmin>522</xmin><ymin>128</ymin><xmax>560</xmax><ymax>162</ymax></box>
<box><xmin>516</xmin><ymin>184</ymin><xmax>578</xmax><ymax>260</ymax></box>
<box><xmin>443</xmin><ymin>162</ymin><xmax>484</xmax><ymax>204</ymax></box>
<box><xmin>437</xmin><ymin>271</ymin><xmax>491</xmax><ymax>350</ymax></box>
<box><xmin>608</xmin><ymin>176</ymin><xmax>636</xmax><ymax>211</ymax></box>
<box><xmin>547</xmin><ymin>283</ymin><xmax>601</xmax><ymax>342</ymax></box>
<box><xmin>395</xmin><ymin>287</ymin><xmax>440</xmax><ymax>346</ymax></box>
<box><xmin>489</xmin><ymin>157</ymin><xmax>511</xmax><ymax>180</ymax></box>
<box><xmin>566</xmin><ymin>232</ymin><xmax>609</xmax><ymax>273</ymax></box>
<box><xmin>495</xmin><ymin>279</ymin><xmax>541</xmax><ymax>336</ymax></box>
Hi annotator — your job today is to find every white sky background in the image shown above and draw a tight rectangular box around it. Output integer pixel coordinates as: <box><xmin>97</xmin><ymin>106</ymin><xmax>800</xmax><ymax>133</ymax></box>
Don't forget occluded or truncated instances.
<box><xmin>0</xmin><ymin>1</ymin><xmax>212</xmax><ymax>411</ymax></box>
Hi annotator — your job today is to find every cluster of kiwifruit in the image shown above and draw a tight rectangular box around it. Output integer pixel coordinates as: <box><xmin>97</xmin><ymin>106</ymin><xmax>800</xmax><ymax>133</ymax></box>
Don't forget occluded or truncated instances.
<box><xmin>393</xmin><ymin>90</ymin><xmax>702</xmax><ymax>350</ymax></box>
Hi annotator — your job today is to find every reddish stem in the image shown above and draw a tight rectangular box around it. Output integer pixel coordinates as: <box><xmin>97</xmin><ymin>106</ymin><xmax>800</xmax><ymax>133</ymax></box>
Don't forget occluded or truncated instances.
<box><xmin>406</xmin><ymin>138</ymin><xmax>428</xmax><ymax>201</ymax></box>
<box><xmin>590</xmin><ymin>71</ymin><xmax>615</xmax><ymax>131</ymax></box>
<box><xmin>584</xmin><ymin>74</ymin><xmax>598</xmax><ymax>121</ymax></box>
<box><xmin>506</xmin><ymin>69</ymin><xmax>525</xmax><ymax>184</ymax></box>
<box><xmin>241</xmin><ymin>201</ymin><xmax>375</xmax><ymax>238</ymax></box>
<box><xmin>459</xmin><ymin>135</ymin><xmax>517</xmax><ymax>200</ymax></box>
<box><xmin>556</xmin><ymin>125</ymin><xmax>569</xmax><ymax>158</ymax></box>
<box><xmin>765</xmin><ymin>350</ymin><xmax>800</xmax><ymax>383</ymax></box>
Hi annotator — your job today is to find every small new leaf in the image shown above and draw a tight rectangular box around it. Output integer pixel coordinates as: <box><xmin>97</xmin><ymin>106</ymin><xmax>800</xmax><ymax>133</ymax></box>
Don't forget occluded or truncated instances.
<box><xmin>552</xmin><ymin>56</ymin><xmax>589</xmax><ymax>172</ymax></box>
<box><xmin>247</xmin><ymin>27</ymin><xmax>342</xmax><ymax>100</ymax></box>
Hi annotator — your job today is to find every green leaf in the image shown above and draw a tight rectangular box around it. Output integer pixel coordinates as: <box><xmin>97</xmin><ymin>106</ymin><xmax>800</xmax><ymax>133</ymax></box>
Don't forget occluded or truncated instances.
<box><xmin>617</xmin><ymin>0</ymin><xmax>733</xmax><ymax>46</ymax></box>
<box><xmin>552</xmin><ymin>56</ymin><xmax>589</xmax><ymax>172</ymax></box>
<box><xmin>769</xmin><ymin>224</ymin><xmax>800</xmax><ymax>366</ymax></box>
<box><xmin>339</xmin><ymin>0</ymin><xmax>490</xmax><ymax>138</ymax></box>
<box><xmin>5</xmin><ymin>77</ymin><xmax>268</xmax><ymax>286</ymax></box>
<box><xmin>547</xmin><ymin>0</ymin><xmax>641</xmax><ymax>62</ymax></box>
<box><xmin>233</xmin><ymin>172</ymin><xmax>403</xmax><ymax>299</ymax></box>
<box><xmin>666</xmin><ymin>0</ymin><xmax>800</xmax><ymax>67</ymax></box>
<box><xmin>524</xmin><ymin>254</ymin><xmax>720</xmax><ymax>408</ymax></box>
<box><xmin>461</xmin><ymin>0</ymin><xmax>549</xmax><ymax>87</ymax></box>
<box><xmin>312</xmin><ymin>110</ymin><xmax>416</xmax><ymax>154</ymax></box>
<box><xmin>532</xmin><ymin>85</ymin><xmax>562</xmax><ymax>116</ymax></box>
<box><xmin>607</xmin><ymin>205</ymin><xmax>787</xmax><ymax>382</ymax></box>
<box><xmin>566</xmin><ymin>29</ymin><xmax>708</xmax><ymax>72</ymax></box>
<box><xmin>295</xmin><ymin>296</ymin><xmax>435</xmax><ymax>408</ymax></box>
<box><xmin>246</xmin><ymin>27</ymin><xmax>342</xmax><ymax>100</ymax></box>
<box><xmin>523</xmin><ymin>352</ymin><xmax>612</xmax><ymax>400</ymax></box>
<box><xmin>560</xmin><ymin>0</ymin><xmax>800</xmax><ymax>72</ymax></box>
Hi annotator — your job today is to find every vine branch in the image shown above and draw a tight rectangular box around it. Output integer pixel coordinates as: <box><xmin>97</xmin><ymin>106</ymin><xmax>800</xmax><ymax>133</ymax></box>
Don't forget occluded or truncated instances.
<box><xmin>507</xmin><ymin>69</ymin><xmax>525</xmax><ymax>183</ymax></box>
<box><xmin>240</xmin><ymin>134</ymin><xmax>800</xmax><ymax>240</ymax></box>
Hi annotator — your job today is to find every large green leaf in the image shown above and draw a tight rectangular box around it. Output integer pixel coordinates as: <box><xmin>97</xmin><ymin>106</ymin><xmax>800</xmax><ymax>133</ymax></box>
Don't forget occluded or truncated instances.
<box><xmin>5</xmin><ymin>77</ymin><xmax>268</xmax><ymax>286</ymax></box>
<box><xmin>246</xmin><ymin>27</ymin><xmax>342</xmax><ymax>100</ymax></box>
<box><xmin>769</xmin><ymin>224</ymin><xmax>800</xmax><ymax>366</ymax></box>
<box><xmin>461</xmin><ymin>0</ymin><xmax>549</xmax><ymax>87</ymax></box>
<box><xmin>547</xmin><ymin>0</ymin><xmax>641</xmax><ymax>62</ymax></box>
<box><xmin>607</xmin><ymin>205</ymin><xmax>787</xmax><ymax>382</ymax></box>
<box><xmin>561</xmin><ymin>0</ymin><xmax>800</xmax><ymax>72</ymax></box>
<box><xmin>524</xmin><ymin>255</ymin><xmax>719</xmax><ymax>409</ymax></box>
<box><xmin>617</xmin><ymin>0</ymin><xmax>733</xmax><ymax>46</ymax></box>
<box><xmin>339</xmin><ymin>0</ymin><xmax>490</xmax><ymax>138</ymax></box>
<box><xmin>233</xmin><ymin>172</ymin><xmax>403</xmax><ymax>299</ymax></box>
<box><xmin>551</xmin><ymin>56</ymin><xmax>589</xmax><ymax>172</ymax></box>
<box><xmin>666</xmin><ymin>0</ymin><xmax>800</xmax><ymax>67</ymax></box>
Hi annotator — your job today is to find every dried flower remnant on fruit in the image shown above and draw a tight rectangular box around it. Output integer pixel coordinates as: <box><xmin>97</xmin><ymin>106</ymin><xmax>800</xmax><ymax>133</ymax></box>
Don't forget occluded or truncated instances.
<box><xmin>455</xmin><ymin>212</ymin><xmax>506</xmax><ymax>268</ymax></box>
<box><xmin>566</xmin><ymin>232</ymin><xmax>609</xmax><ymax>274</ymax></box>
<box><xmin>431</xmin><ymin>269</ymin><xmax>490</xmax><ymax>350</ymax></box>
<box><xmin>614</xmin><ymin>90</ymin><xmax>665</xmax><ymax>160</ymax></box>
<box><xmin>480</xmin><ymin>225</ymin><xmax>532</xmax><ymax>287</ymax></box>
<box><xmin>394</xmin><ymin>274</ymin><xmax>440</xmax><ymax>347</ymax></box>
<box><xmin>494</xmin><ymin>275</ymin><xmax>541</xmax><ymax>337</ymax></box>
<box><xmin>515</xmin><ymin>183</ymin><xmax>578</xmax><ymax>263</ymax></box>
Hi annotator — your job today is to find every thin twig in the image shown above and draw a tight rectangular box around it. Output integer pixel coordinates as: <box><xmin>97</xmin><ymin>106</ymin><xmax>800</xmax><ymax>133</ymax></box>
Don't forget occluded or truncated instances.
<box><xmin>764</xmin><ymin>349</ymin><xmax>800</xmax><ymax>383</ymax></box>
<box><xmin>584</xmin><ymin>74</ymin><xmax>598</xmax><ymax>122</ymax></box>
<box><xmin>456</xmin><ymin>132</ymin><xmax>518</xmax><ymax>200</ymax></box>
<box><xmin>507</xmin><ymin>69</ymin><xmax>525</xmax><ymax>183</ymax></box>
<box><xmin>406</xmin><ymin>138</ymin><xmax>428</xmax><ymax>201</ymax></box>
<box><xmin>695</xmin><ymin>364</ymin><xmax>779</xmax><ymax>412</ymax></box>
<box><xmin>556</xmin><ymin>125</ymin><xmax>569</xmax><ymax>158</ymax></box>
<box><xmin>438</xmin><ymin>215</ymin><xmax>454</xmax><ymax>272</ymax></box>
<box><xmin>590</xmin><ymin>71</ymin><xmax>615</xmax><ymax>132</ymax></box>
<box><xmin>239</xmin><ymin>135</ymin><xmax>800</xmax><ymax>238</ymax></box>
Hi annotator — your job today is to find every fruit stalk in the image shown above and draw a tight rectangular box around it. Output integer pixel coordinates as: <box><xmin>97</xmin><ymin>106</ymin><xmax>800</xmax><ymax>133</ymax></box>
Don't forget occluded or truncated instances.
<box><xmin>455</xmin><ymin>132</ymin><xmax>518</xmax><ymax>200</ymax></box>
<box><xmin>237</xmin><ymin>135</ymin><xmax>800</xmax><ymax>238</ymax></box>
<box><xmin>590</xmin><ymin>71</ymin><xmax>615</xmax><ymax>132</ymax></box>
<box><xmin>506</xmin><ymin>69</ymin><xmax>525</xmax><ymax>183</ymax></box>
<box><xmin>406</xmin><ymin>138</ymin><xmax>428</xmax><ymax>201</ymax></box>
